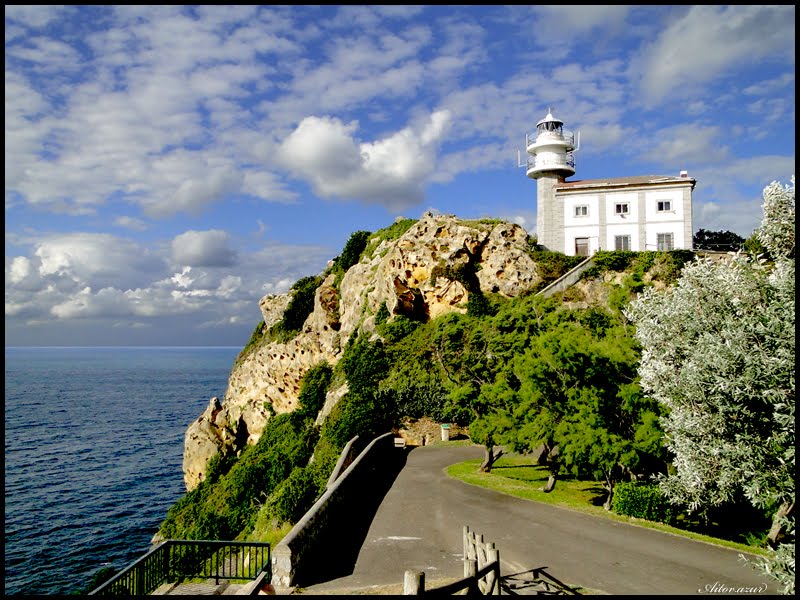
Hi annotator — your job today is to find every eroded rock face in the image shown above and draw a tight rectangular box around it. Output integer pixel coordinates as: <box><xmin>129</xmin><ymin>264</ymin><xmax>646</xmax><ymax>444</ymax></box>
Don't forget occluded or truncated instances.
<box><xmin>182</xmin><ymin>212</ymin><xmax>543</xmax><ymax>490</ymax></box>
<box><xmin>259</xmin><ymin>293</ymin><xmax>291</xmax><ymax>328</ymax></box>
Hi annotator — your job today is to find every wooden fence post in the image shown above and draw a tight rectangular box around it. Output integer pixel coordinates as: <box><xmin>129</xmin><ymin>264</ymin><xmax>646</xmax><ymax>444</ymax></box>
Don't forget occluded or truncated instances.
<box><xmin>404</xmin><ymin>570</ymin><xmax>425</xmax><ymax>595</ymax></box>
<box><xmin>466</xmin><ymin>558</ymin><xmax>477</xmax><ymax>578</ymax></box>
<box><xmin>463</xmin><ymin>525</ymin><xmax>470</xmax><ymax>577</ymax></box>
<box><xmin>487</xmin><ymin>545</ymin><xmax>500</xmax><ymax>595</ymax></box>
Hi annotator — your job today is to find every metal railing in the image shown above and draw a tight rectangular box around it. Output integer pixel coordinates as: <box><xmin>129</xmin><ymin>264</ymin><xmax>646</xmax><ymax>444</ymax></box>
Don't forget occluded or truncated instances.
<box><xmin>526</xmin><ymin>152</ymin><xmax>576</xmax><ymax>171</ymax></box>
<box><xmin>88</xmin><ymin>540</ymin><xmax>271</xmax><ymax>596</ymax></box>
<box><xmin>526</xmin><ymin>130</ymin><xmax>575</xmax><ymax>148</ymax></box>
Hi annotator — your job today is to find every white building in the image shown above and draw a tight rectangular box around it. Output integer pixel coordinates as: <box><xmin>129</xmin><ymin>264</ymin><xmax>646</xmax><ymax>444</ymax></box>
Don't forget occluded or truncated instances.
<box><xmin>525</xmin><ymin>110</ymin><xmax>695</xmax><ymax>256</ymax></box>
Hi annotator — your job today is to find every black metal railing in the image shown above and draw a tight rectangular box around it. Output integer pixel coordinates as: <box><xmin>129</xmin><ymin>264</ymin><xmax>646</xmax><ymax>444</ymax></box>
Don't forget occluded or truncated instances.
<box><xmin>88</xmin><ymin>540</ymin><xmax>271</xmax><ymax>596</ymax></box>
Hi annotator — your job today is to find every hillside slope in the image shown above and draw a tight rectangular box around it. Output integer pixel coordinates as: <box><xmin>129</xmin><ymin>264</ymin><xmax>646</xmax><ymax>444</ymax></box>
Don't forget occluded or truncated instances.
<box><xmin>182</xmin><ymin>212</ymin><xmax>566</xmax><ymax>491</ymax></box>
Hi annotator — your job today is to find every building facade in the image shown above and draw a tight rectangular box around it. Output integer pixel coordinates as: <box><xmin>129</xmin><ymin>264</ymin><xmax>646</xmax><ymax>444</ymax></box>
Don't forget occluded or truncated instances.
<box><xmin>525</xmin><ymin>110</ymin><xmax>695</xmax><ymax>256</ymax></box>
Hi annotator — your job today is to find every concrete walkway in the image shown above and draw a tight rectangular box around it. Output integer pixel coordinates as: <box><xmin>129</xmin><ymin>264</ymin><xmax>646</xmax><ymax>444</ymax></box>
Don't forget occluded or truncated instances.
<box><xmin>295</xmin><ymin>444</ymin><xmax>774</xmax><ymax>596</ymax></box>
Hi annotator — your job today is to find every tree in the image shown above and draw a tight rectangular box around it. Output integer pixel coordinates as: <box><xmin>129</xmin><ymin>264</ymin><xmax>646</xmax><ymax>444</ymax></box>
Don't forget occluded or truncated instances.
<box><xmin>692</xmin><ymin>228</ymin><xmax>745</xmax><ymax>251</ymax></box>
<box><xmin>626</xmin><ymin>177</ymin><xmax>795</xmax><ymax>594</ymax></box>
<box><xmin>506</xmin><ymin>320</ymin><xmax>662</xmax><ymax>504</ymax></box>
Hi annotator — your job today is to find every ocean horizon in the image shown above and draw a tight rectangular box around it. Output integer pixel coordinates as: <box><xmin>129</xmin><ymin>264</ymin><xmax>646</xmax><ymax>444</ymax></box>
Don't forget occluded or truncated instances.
<box><xmin>4</xmin><ymin>345</ymin><xmax>241</xmax><ymax>595</ymax></box>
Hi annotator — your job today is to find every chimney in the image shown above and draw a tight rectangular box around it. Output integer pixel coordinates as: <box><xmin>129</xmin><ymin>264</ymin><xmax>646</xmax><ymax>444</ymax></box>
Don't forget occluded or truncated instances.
<box><xmin>680</xmin><ymin>170</ymin><xmax>688</xmax><ymax>178</ymax></box>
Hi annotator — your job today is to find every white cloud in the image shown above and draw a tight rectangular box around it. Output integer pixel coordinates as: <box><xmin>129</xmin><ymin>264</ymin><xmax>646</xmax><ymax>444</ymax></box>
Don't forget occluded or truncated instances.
<box><xmin>114</xmin><ymin>216</ymin><xmax>149</xmax><ymax>231</ymax></box>
<box><xmin>8</xmin><ymin>256</ymin><xmax>33</xmax><ymax>285</ymax></box>
<box><xmin>33</xmin><ymin>233</ymin><xmax>166</xmax><ymax>289</ymax></box>
<box><xmin>171</xmin><ymin>230</ymin><xmax>238</xmax><ymax>268</ymax></box>
<box><xmin>5</xmin><ymin>230</ymin><xmax>333</xmax><ymax>333</ymax></box>
<box><xmin>3</xmin><ymin>6</ymin><xmax>794</xmax><ymax>345</ymax></box>
<box><xmin>278</xmin><ymin>110</ymin><xmax>451</xmax><ymax>210</ymax></box>
<box><xmin>4</xmin><ymin>5</ymin><xmax>66</xmax><ymax>29</ymax></box>
<box><xmin>632</xmin><ymin>5</ymin><xmax>796</xmax><ymax>105</ymax></box>
<box><xmin>6</xmin><ymin>36</ymin><xmax>83</xmax><ymax>72</ymax></box>
<box><xmin>642</xmin><ymin>123</ymin><xmax>730</xmax><ymax>165</ymax></box>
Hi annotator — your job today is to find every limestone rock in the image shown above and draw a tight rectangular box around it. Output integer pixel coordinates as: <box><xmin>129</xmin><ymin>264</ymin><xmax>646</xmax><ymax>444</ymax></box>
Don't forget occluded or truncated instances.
<box><xmin>183</xmin><ymin>397</ymin><xmax>228</xmax><ymax>491</ymax></box>
<box><xmin>259</xmin><ymin>293</ymin><xmax>291</xmax><ymax>328</ymax></box>
<box><xmin>182</xmin><ymin>212</ymin><xmax>543</xmax><ymax>491</ymax></box>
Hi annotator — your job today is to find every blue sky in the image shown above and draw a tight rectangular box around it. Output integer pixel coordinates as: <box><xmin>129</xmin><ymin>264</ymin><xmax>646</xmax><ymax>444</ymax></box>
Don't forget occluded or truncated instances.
<box><xmin>5</xmin><ymin>5</ymin><xmax>796</xmax><ymax>347</ymax></box>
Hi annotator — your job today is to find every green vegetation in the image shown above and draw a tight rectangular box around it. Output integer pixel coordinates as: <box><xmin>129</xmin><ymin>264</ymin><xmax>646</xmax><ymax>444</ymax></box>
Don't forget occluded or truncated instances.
<box><xmin>626</xmin><ymin>178</ymin><xmax>795</xmax><ymax>593</ymax></box>
<box><xmin>693</xmin><ymin>228</ymin><xmax>746</xmax><ymax>252</ymax></box>
<box><xmin>159</xmin><ymin>181</ymin><xmax>794</xmax><ymax>592</ymax></box>
<box><xmin>272</xmin><ymin>275</ymin><xmax>324</xmax><ymax>338</ymax></box>
<box><xmin>236</xmin><ymin>275</ymin><xmax>325</xmax><ymax>365</ymax></box>
<box><xmin>580</xmin><ymin>249</ymin><xmax>695</xmax><ymax>286</ymax></box>
<box><xmin>158</xmin><ymin>410</ymin><xmax>317</xmax><ymax>541</ymax></box>
<box><xmin>527</xmin><ymin>249</ymin><xmax>585</xmax><ymax>290</ymax></box>
<box><xmin>456</xmin><ymin>217</ymin><xmax>502</xmax><ymax>230</ymax></box>
<box><xmin>361</xmin><ymin>218</ymin><xmax>417</xmax><ymax>259</ymax></box>
<box><xmin>295</xmin><ymin>362</ymin><xmax>333</xmax><ymax>420</ymax></box>
<box><xmin>446</xmin><ymin>455</ymin><xmax>770</xmax><ymax>556</ymax></box>
<box><xmin>329</xmin><ymin>230</ymin><xmax>372</xmax><ymax>288</ymax></box>
<box><xmin>430</xmin><ymin>261</ymin><xmax>495</xmax><ymax>317</ymax></box>
<box><xmin>611</xmin><ymin>481</ymin><xmax>679</xmax><ymax>525</ymax></box>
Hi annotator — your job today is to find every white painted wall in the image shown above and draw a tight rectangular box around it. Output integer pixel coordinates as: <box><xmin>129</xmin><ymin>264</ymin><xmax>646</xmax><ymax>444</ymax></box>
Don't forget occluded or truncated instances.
<box><xmin>605</xmin><ymin>223</ymin><xmax>640</xmax><ymax>251</ymax></box>
<box><xmin>644</xmin><ymin>222</ymin><xmax>686</xmax><ymax>251</ymax></box>
<box><xmin>563</xmin><ymin>225</ymin><xmax>600</xmax><ymax>256</ymax></box>
<box><xmin>564</xmin><ymin>195</ymin><xmax>600</xmax><ymax>227</ymax></box>
<box><xmin>556</xmin><ymin>186</ymin><xmax>692</xmax><ymax>254</ymax></box>
<box><xmin>645</xmin><ymin>189</ymin><xmax>684</xmax><ymax>223</ymax></box>
<box><xmin>605</xmin><ymin>192</ymin><xmax>639</xmax><ymax>225</ymax></box>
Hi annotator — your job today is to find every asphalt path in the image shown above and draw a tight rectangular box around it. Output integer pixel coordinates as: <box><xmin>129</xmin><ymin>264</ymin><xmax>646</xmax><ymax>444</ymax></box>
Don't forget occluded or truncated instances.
<box><xmin>299</xmin><ymin>445</ymin><xmax>775</xmax><ymax>595</ymax></box>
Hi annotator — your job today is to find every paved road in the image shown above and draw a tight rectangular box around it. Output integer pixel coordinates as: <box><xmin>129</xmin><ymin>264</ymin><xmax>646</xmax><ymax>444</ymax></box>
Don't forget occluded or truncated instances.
<box><xmin>299</xmin><ymin>445</ymin><xmax>775</xmax><ymax>595</ymax></box>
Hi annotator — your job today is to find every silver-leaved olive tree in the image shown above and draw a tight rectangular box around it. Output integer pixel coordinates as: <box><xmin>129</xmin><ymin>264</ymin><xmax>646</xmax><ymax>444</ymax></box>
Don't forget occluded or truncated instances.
<box><xmin>626</xmin><ymin>177</ymin><xmax>795</xmax><ymax>594</ymax></box>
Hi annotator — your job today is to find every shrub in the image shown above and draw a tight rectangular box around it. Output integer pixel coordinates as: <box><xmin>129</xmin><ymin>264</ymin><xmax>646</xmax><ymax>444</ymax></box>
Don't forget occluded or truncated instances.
<box><xmin>282</xmin><ymin>275</ymin><xmax>324</xmax><ymax>332</ymax></box>
<box><xmin>375</xmin><ymin>302</ymin><xmax>390</xmax><ymax>326</ymax></box>
<box><xmin>157</xmin><ymin>411</ymin><xmax>317</xmax><ymax>541</ymax></box>
<box><xmin>264</xmin><ymin>466</ymin><xmax>319</xmax><ymax>525</ymax></box>
<box><xmin>320</xmin><ymin>390</ymin><xmax>395</xmax><ymax>449</ymax></box>
<box><xmin>204</xmin><ymin>452</ymin><xmax>236</xmax><ymax>486</ymax></box>
<box><xmin>378</xmin><ymin>382</ymin><xmax>449</xmax><ymax>422</ymax></box>
<box><xmin>530</xmin><ymin>251</ymin><xmax>585</xmax><ymax>286</ymax></box>
<box><xmin>378</xmin><ymin>314</ymin><xmax>420</xmax><ymax>342</ymax></box>
<box><xmin>331</xmin><ymin>230</ymin><xmax>373</xmax><ymax>287</ymax></box>
<box><xmin>297</xmin><ymin>361</ymin><xmax>333</xmax><ymax>420</ymax></box>
<box><xmin>361</xmin><ymin>219</ymin><xmax>417</xmax><ymax>259</ymax></box>
<box><xmin>308</xmin><ymin>437</ymin><xmax>343</xmax><ymax>493</ymax></box>
<box><xmin>336</xmin><ymin>230</ymin><xmax>372</xmax><ymax>270</ymax></box>
<box><xmin>338</xmin><ymin>336</ymin><xmax>389</xmax><ymax>397</ymax></box>
<box><xmin>611</xmin><ymin>481</ymin><xmax>679</xmax><ymax>525</ymax></box>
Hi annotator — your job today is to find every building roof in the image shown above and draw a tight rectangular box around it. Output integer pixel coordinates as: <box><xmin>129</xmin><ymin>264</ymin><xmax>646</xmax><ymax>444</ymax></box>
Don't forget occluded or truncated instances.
<box><xmin>556</xmin><ymin>174</ymin><xmax>696</xmax><ymax>191</ymax></box>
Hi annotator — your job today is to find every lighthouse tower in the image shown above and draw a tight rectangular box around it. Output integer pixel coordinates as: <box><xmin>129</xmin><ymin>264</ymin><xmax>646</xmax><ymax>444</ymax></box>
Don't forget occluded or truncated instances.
<box><xmin>525</xmin><ymin>109</ymin><xmax>577</xmax><ymax>251</ymax></box>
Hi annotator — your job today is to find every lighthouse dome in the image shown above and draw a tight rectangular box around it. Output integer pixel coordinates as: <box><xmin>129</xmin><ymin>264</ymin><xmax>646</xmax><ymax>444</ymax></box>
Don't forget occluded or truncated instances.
<box><xmin>536</xmin><ymin>109</ymin><xmax>563</xmax><ymax>128</ymax></box>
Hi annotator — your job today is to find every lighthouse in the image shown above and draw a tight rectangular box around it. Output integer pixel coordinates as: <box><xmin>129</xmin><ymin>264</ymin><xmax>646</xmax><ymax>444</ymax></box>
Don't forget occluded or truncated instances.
<box><xmin>525</xmin><ymin>109</ymin><xmax>577</xmax><ymax>252</ymax></box>
<box><xmin>522</xmin><ymin>109</ymin><xmax>695</xmax><ymax>257</ymax></box>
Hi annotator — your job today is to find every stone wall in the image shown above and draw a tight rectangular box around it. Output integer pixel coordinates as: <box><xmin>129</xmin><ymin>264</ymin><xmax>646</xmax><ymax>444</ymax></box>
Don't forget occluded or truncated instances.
<box><xmin>271</xmin><ymin>432</ymin><xmax>401</xmax><ymax>588</ymax></box>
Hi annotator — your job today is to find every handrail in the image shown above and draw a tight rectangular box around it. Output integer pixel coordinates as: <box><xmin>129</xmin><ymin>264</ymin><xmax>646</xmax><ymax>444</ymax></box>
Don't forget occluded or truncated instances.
<box><xmin>88</xmin><ymin>540</ymin><xmax>271</xmax><ymax>596</ymax></box>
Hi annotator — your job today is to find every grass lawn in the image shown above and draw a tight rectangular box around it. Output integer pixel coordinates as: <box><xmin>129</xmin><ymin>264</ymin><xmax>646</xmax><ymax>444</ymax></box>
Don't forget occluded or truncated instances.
<box><xmin>446</xmin><ymin>452</ymin><xmax>770</xmax><ymax>557</ymax></box>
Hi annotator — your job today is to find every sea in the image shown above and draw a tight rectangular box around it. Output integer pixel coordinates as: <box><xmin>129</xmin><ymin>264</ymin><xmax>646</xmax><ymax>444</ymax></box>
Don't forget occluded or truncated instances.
<box><xmin>4</xmin><ymin>346</ymin><xmax>241</xmax><ymax>596</ymax></box>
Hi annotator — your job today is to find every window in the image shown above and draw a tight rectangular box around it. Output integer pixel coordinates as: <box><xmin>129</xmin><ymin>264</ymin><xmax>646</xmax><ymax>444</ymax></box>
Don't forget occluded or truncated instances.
<box><xmin>574</xmin><ymin>205</ymin><xmax>588</xmax><ymax>217</ymax></box>
<box><xmin>657</xmin><ymin>233</ymin><xmax>674</xmax><ymax>251</ymax></box>
<box><xmin>575</xmin><ymin>237</ymin><xmax>589</xmax><ymax>257</ymax></box>
<box><xmin>615</xmin><ymin>203</ymin><xmax>629</xmax><ymax>215</ymax></box>
<box><xmin>615</xmin><ymin>235</ymin><xmax>631</xmax><ymax>251</ymax></box>
<box><xmin>657</xmin><ymin>200</ymin><xmax>672</xmax><ymax>212</ymax></box>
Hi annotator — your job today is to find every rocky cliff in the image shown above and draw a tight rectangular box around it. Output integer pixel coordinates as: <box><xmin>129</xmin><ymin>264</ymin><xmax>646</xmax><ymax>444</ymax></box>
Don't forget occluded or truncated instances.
<box><xmin>182</xmin><ymin>212</ymin><xmax>546</xmax><ymax>490</ymax></box>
